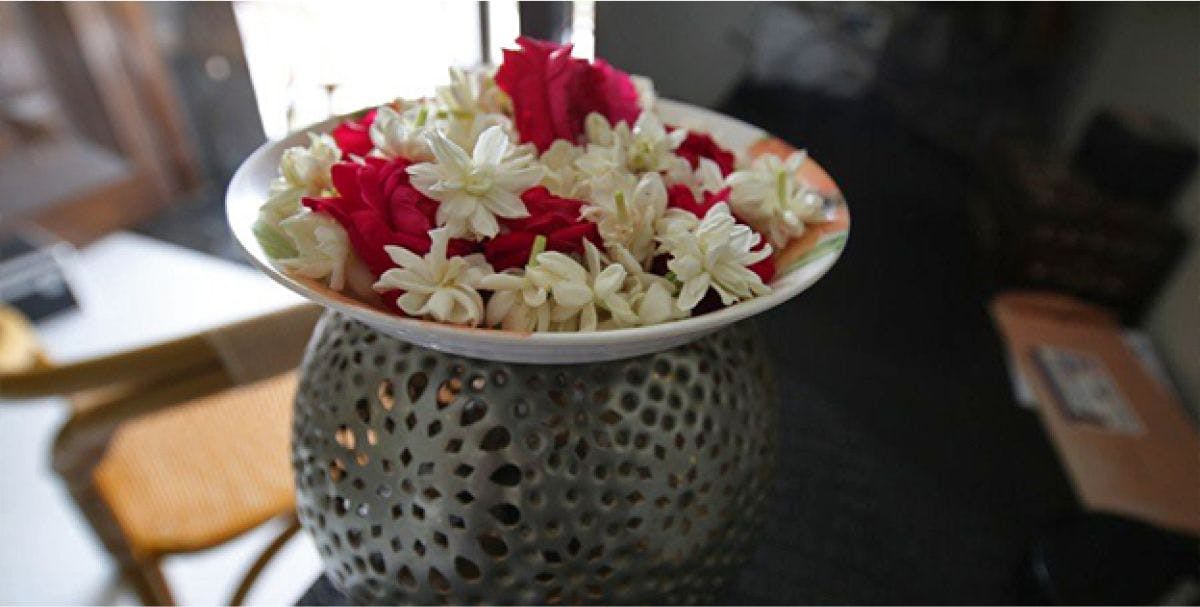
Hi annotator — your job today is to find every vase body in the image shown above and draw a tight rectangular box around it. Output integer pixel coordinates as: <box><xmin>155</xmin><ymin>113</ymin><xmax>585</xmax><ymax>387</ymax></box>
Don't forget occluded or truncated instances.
<box><xmin>292</xmin><ymin>312</ymin><xmax>776</xmax><ymax>604</ymax></box>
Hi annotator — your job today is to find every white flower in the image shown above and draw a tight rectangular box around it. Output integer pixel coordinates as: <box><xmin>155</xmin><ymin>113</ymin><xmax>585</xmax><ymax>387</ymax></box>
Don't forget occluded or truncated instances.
<box><xmin>480</xmin><ymin>269</ymin><xmax>553</xmax><ymax>332</ymax></box>
<box><xmin>583</xmin><ymin>111</ymin><xmax>687</xmax><ymax>174</ymax></box>
<box><xmin>657</xmin><ymin>203</ymin><xmax>773</xmax><ymax>312</ymax></box>
<box><xmin>373</xmin><ymin>228</ymin><xmax>493</xmax><ymax>326</ymax></box>
<box><xmin>260</xmin><ymin>133</ymin><xmax>340</xmax><ymax>225</ymax></box>
<box><xmin>626</xmin><ymin>111</ymin><xmax>687</xmax><ymax>173</ymax></box>
<box><xmin>654</xmin><ymin>207</ymin><xmax>701</xmax><ymax>241</ymax></box>
<box><xmin>407</xmin><ymin>125</ymin><xmax>543</xmax><ymax>240</ymax></box>
<box><xmin>538</xmin><ymin>139</ymin><xmax>585</xmax><ymax>197</ymax></box>
<box><xmin>544</xmin><ymin>244</ymin><xmax>635</xmax><ymax>332</ymax></box>
<box><xmin>478</xmin><ymin>235</ymin><xmax>554</xmax><ymax>332</ymax></box>
<box><xmin>280</xmin><ymin>133</ymin><xmax>340</xmax><ymax>192</ymax></box>
<box><xmin>631</xmin><ymin>74</ymin><xmax>657</xmax><ymax>111</ymax></box>
<box><xmin>726</xmin><ymin>151</ymin><xmax>824</xmax><ymax>248</ymax></box>
<box><xmin>582</xmin><ymin>172</ymin><xmax>668</xmax><ymax>265</ymax></box>
<box><xmin>584</xmin><ymin>112</ymin><xmax>630</xmax><ymax>147</ymax></box>
<box><xmin>370</xmin><ymin>104</ymin><xmax>435</xmax><ymax>162</ymax></box>
<box><xmin>592</xmin><ymin>242</ymin><xmax>675</xmax><ymax>328</ymax></box>
<box><xmin>436</xmin><ymin>67</ymin><xmax>506</xmax><ymax>118</ymax></box>
<box><xmin>443</xmin><ymin>111</ymin><xmax>514</xmax><ymax>155</ymax></box>
<box><xmin>665</xmin><ymin>156</ymin><xmax>725</xmax><ymax>197</ymax></box>
<box><xmin>277</xmin><ymin>209</ymin><xmax>350</xmax><ymax>290</ymax></box>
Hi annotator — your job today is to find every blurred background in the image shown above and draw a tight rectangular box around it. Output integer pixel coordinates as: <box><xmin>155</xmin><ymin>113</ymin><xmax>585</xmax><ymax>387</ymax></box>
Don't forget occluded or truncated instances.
<box><xmin>0</xmin><ymin>2</ymin><xmax>1196</xmax><ymax>605</ymax></box>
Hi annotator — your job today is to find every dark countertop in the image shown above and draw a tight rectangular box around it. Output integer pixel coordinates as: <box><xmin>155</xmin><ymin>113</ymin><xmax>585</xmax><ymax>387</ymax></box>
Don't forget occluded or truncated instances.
<box><xmin>294</xmin><ymin>84</ymin><xmax>1081</xmax><ymax>605</ymax></box>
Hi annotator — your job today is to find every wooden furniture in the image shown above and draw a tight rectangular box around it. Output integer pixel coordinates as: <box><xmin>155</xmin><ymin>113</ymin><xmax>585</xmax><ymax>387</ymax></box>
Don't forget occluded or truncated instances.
<box><xmin>1</xmin><ymin>2</ymin><xmax>200</xmax><ymax>245</ymax></box>
<box><xmin>971</xmin><ymin>141</ymin><xmax>1186</xmax><ymax>323</ymax></box>
<box><xmin>0</xmin><ymin>302</ymin><xmax>322</xmax><ymax>605</ymax></box>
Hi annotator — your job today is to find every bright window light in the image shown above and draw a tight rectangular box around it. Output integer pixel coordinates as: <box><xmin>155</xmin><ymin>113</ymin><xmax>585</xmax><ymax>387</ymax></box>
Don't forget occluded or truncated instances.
<box><xmin>570</xmin><ymin>0</ymin><xmax>595</xmax><ymax>61</ymax></box>
<box><xmin>485</xmin><ymin>0</ymin><xmax>520</xmax><ymax>66</ymax></box>
<box><xmin>232</xmin><ymin>1</ymin><xmax>482</xmax><ymax>140</ymax></box>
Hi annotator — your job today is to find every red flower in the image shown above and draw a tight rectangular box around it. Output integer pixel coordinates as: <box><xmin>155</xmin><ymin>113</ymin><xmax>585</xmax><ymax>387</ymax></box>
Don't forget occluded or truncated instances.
<box><xmin>673</xmin><ymin>130</ymin><xmax>736</xmax><ymax>177</ymax></box>
<box><xmin>303</xmin><ymin>157</ymin><xmax>473</xmax><ymax>276</ymax></box>
<box><xmin>747</xmin><ymin>239</ymin><xmax>776</xmax><ymax>284</ymax></box>
<box><xmin>666</xmin><ymin>185</ymin><xmax>774</xmax><ymax>284</ymax></box>
<box><xmin>331</xmin><ymin>109</ymin><xmax>377</xmax><ymax>159</ymax></box>
<box><xmin>484</xmin><ymin>186</ymin><xmax>600</xmax><ymax>270</ymax></box>
<box><xmin>666</xmin><ymin>184</ymin><xmax>731</xmax><ymax>218</ymax></box>
<box><xmin>494</xmin><ymin>37</ymin><xmax>640</xmax><ymax>152</ymax></box>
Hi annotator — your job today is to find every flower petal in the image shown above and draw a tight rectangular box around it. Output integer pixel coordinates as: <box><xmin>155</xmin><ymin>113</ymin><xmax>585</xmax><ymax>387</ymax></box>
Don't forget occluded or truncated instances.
<box><xmin>676</xmin><ymin>274</ymin><xmax>710</xmax><ymax>312</ymax></box>
<box><xmin>472</xmin><ymin>125</ymin><xmax>509</xmax><ymax>166</ymax></box>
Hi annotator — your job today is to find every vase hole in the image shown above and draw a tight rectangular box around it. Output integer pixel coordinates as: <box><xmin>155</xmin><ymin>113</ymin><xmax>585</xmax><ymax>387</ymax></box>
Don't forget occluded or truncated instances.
<box><xmin>428</xmin><ymin>567</ymin><xmax>451</xmax><ymax>593</ymax></box>
<box><xmin>479</xmin><ymin>426</ymin><xmax>510</xmax><ymax>451</ymax></box>
<box><xmin>477</xmin><ymin>533</ymin><xmax>508</xmax><ymax>558</ymax></box>
<box><xmin>368</xmin><ymin>551</ymin><xmax>386</xmax><ymax>574</ymax></box>
<box><xmin>619</xmin><ymin>392</ymin><xmax>639</xmax><ymax>412</ymax></box>
<box><xmin>407</xmin><ymin>373</ymin><xmax>428</xmax><ymax>403</ymax></box>
<box><xmin>647</xmin><ymin>384</ymin><xmax>664</xmax><ymax>401</ymax></box>
<box><xmin>491</xmin><ymin>369</ymin><xmax>508</xmax><ymax>386</ymax></box>
<box><xmin>437</xmin><ymin>378</ymin><xmax>461</xmax><ymax>408</ymax></box>
<box><xmin>334</xmin><ymin>425</ymin><xmax>355</xmax><ymax>450</ymax></box>
<box><xmin>586</xmin><ymin>544</ymin><xmax>604</xmax><ymax>561</ymax></box>
<box><xmin>469</xmin><ymin>374</ymin><xmax>487</xmax><ymax>391</ymax></box>
<box><xmin>460</xmin><ymin>399</ymin><xmax>488</xmax><ymax>426</ymax></box>
<box><xmin>598</xmin><ymin>409</ymin><xmax>622</xmax><ymax>425</ymax></box>
<box><xmin>328</xmin><ymin>459</ymin><xmax>346</xmax><ymax>482</ymax></box>
<box><xmin>454</xmin><ymin>556</ymin><xmax>481</xmax><ymax>581</ymax></box>
<box><xmin>355</xmin><ymin>398</ymin><xmax>371</xmax><ymax>424</ymax></box>
<box><xmin>641</xmin><ymin>409</ymin><xmax>658</xmax><ymax>426</ymax></box>
<box><xmin>625</xmin><ymin>366</ymin><xmax>646</xmax><ymax>385</ymax></box>
<box><xmin>377</xmin><ymin>380</ymin><xmax>395</xmax><ymax>411</ymax></box>
<box><xmin>489</xmin><ymin>464</ymin><xmax>521</xmax><ymax>486</ymax></box>
<box><xmin>487</xmin><ymin>503</ymin><xmax>521</xmax><ymax>526</ymax></box>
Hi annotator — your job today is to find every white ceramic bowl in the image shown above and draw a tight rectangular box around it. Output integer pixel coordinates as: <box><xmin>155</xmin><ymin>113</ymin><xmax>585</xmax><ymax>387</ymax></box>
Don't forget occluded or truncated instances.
<box><xmin>227</xmin><ymin>100</ymin><xmax>849</xmax><ymax>363</ymax></box>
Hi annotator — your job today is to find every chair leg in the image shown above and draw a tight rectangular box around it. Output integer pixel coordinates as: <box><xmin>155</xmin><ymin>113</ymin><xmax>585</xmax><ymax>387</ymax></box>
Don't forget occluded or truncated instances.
<box><xmin>125</xmin><ymin>558</ymin><xmax>175</xmax><ymax>606</ymax></box>
<box><xmin>229</xmin><ymin>514</ymin><xmax>302</xmax><ymax>606</ymax></box>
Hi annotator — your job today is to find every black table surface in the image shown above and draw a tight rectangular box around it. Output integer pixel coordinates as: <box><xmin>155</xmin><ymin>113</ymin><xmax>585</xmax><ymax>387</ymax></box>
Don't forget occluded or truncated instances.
<box><xmin>297</xmin><ymin>83</ymin><xmax>1080</xmax><ymax>605</ymax></box>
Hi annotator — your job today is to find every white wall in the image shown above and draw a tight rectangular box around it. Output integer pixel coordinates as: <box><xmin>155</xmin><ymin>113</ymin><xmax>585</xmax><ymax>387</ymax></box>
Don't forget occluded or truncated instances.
<box><xmin>1059</xmin><ymin>3</ymin><xmax>1200</xmax><ymax>412</ymax></box>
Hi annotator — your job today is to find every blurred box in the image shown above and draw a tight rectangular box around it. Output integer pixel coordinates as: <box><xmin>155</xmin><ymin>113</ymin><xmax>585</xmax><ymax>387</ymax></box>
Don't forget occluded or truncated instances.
<box><xmin>0</xmin><ymin>226</ymin><xmax>78</xmax><ymax>321</ymax></box>
<box><xmin>991</xmin><ymin>293</ymin><xmax>1200</xmax><ymax>536</ymax></box>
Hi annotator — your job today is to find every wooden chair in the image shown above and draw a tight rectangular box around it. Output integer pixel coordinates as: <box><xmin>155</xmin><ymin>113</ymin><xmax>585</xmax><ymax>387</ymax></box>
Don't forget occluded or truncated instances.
<box><xmin>0</xmin><ymin>302</ymin><xmax>323</xmax><ymax>605</ymax></box>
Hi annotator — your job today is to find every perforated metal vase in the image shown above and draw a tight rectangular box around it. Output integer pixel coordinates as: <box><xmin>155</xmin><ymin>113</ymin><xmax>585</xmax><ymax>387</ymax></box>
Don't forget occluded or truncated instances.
<box><xmin>292</xmin><ymin>312</ymin><xmax>777</xmax><ymax>605</ymax></box>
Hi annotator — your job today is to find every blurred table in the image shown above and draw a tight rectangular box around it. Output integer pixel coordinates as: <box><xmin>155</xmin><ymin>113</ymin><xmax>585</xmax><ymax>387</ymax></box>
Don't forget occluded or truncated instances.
<box><xmin>0</xmin><ymin>232</ymin><xmax>321</xmax><ymax>605</ymax></box>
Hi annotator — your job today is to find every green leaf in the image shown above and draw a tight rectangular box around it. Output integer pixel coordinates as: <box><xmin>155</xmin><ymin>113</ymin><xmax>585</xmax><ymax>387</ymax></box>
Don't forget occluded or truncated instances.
<box><xmin>253</xmin><ymin>219</ymin><xmax>298</xmax><ymax>259</ymax></box>
<box><xmin>781</xmin><ymin>234</ymin><xmax>847</xmax><ymax>274</ymax></box>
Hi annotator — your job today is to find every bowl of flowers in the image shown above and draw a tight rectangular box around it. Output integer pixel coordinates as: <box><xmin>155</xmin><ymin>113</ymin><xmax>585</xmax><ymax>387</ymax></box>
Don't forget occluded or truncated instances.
<box><xmin>228</xmin><ymin>37</ymin><xmax>852</xmax><ymax>604</ymax></box>
<box><xmin>227</xmin><ymin>38</ymin><xmax>848</xmax><ymax>364</ymax></box>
